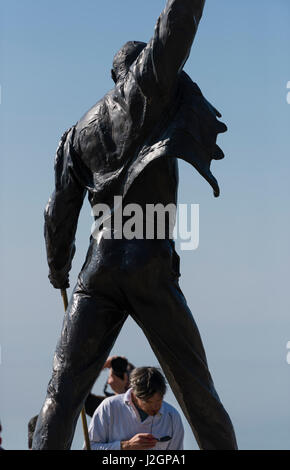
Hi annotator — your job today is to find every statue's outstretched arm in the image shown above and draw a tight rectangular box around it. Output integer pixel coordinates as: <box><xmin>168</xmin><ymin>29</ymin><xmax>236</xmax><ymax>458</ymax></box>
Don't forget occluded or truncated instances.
<box><xmin>134</xmin><ymin>0</ymin><xmax>206</xmax><ymax>96</ymax></box>
<box><xmin>44</xmin><ymin>128</ymin><xmax>87</xmax><ymax>289</ymax></box>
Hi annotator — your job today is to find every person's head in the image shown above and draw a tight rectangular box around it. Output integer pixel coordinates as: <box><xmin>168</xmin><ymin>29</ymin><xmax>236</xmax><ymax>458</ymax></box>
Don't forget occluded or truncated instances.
<box><xmin>129</xmin><ymin>367</ymin><xmax>167</xmax><ymax>416</ymax></box>
<box><xmin>107</xmin><ymin>359</ymin><xmax>135</xmax><ymax>394</ymax></box>
<box><xmin>111</xmin><ymin>41</ymin><xmax>146</xmax><ymax>84</ymax></box>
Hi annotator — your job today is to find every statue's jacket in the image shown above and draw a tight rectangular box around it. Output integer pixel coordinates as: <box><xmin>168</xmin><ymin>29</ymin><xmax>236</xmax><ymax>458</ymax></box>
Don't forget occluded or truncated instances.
<box><xmin>44</xmin><ymin>0</ymin><xmax>227</xmax><ymax>288</ymax></box>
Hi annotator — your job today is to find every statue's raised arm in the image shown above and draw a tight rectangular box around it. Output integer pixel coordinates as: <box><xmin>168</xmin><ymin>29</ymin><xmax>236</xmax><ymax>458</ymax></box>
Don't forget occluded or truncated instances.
<box><xmin>134</xmin><ymin>0</ymin><xmax>206</xmax><ymax>97</ymax></box>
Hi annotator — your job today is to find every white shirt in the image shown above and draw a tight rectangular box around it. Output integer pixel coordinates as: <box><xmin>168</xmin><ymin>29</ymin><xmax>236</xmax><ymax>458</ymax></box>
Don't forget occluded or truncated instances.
<box><xmin>86</xmin><ymin>388</ymin><xmax>184</xmax><ymax>450</ymax></box>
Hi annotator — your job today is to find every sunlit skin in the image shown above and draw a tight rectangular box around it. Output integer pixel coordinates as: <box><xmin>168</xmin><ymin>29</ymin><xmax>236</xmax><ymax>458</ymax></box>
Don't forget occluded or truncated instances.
<box><xmin>131</xmin><ymin>391</ymin><xmax>164</xmax><ymax>416</ymax></box>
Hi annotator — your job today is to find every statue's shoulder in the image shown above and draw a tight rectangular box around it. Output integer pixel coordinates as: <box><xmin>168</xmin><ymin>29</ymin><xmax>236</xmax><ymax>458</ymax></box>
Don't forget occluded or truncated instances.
<box><xmin>75</xmin><ymin>94</ymin><xmax>109</xmax><ymax>135</ymax></box>
<box><xmin>73</xmin><ymin>86</ymin><xmax>128</xmax><ymax>154</ymax></box>
<box><xmin>71</xmin><ymin>88</ymin><xmax>119</xmax><ymax>165</ymax></box>
<box><xmin>74</xmin><ymin>85</ymin><xmax>119</xmax><ymax>134</ymax></box>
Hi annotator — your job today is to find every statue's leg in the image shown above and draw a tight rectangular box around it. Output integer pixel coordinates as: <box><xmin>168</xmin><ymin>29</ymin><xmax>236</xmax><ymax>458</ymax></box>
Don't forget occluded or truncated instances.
<box><xmin>125</xmin><ymin>253</ymin><xmax>238</xmax><ymax>450</ymax></box>
<box><xmin>32</xmin><ymin>278</ymin><xmax>128</xmax><ymax>450</ymax></box>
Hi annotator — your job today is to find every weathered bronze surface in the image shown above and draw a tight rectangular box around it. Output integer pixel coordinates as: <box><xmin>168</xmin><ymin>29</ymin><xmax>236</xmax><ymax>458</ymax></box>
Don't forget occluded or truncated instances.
<box><xmin>33</xmin><ymin>0</ymin><xmax>237</xmax><ymax>450</ymax></box>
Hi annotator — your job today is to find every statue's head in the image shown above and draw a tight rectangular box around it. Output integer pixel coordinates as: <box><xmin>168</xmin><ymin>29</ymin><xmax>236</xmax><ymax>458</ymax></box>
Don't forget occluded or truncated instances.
<box><xmin>111</xmin><ymin>41</ymin><xmax>146</xmax><ymax>84</ymax></box>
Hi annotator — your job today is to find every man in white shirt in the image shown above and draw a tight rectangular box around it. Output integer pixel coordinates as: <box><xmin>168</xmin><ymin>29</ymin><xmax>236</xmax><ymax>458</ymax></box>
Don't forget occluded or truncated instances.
<box><xmin>87</xmin><ymin>367</ymin><xmax>184</xmax><ymax>450</ymax></box>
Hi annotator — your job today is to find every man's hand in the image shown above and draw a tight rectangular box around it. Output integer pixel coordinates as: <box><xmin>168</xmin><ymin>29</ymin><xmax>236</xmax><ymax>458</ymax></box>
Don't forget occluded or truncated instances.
<box><xmin>102</xmin><ymin>355</ymin><xmax>119</xmax><ymax>369</ymax></box>
<box><xmin>107</xmin><ymin>368</ymin><xmax>129</xmax><ymax>394</ymax></box>
<box><xmin>103</xmin><ymin>355</ymin><xmax>129</xmax><ymax>394</ymax></box>
<box><xmin>121</xmin><ymin>433</ymin><xmax>157</xmax><ymax>450</ymax></box>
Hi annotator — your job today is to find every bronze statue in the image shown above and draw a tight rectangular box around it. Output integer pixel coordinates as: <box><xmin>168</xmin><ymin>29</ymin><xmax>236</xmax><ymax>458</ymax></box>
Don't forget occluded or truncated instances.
<box><xmin>32</xmin><ymin>0</ymin><xmax>238</xmax><ymax>450</ymax></box>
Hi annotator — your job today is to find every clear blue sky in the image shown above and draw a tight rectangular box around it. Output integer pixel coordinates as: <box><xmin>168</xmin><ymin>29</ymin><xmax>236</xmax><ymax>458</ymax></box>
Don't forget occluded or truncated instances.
<box><xmin>1</xmin><ymin>0</ymin><xmax>290</xmax><ymax>450</ymax></box>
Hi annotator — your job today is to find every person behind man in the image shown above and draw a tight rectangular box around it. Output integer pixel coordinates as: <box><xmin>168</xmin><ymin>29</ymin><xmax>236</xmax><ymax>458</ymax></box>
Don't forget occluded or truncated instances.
<box><xmin>28</xmin><ymin>355</ymin><xmax>134</xmax><ymax>448</ymax></box>
<box><xmin>85</xmin><ymin>355</ymin><xmax>135</xmax><ymax>417</ymax></box>
<box><xmin>87</xmin><ymin>367</ymin><xmax>184</xmax><ymax>450</ymax></box>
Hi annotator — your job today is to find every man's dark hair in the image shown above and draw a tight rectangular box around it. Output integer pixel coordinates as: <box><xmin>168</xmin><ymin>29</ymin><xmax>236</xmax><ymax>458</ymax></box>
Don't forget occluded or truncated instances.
<box><xmin>111</xmin><ymin>41</ymin><xmax>146</xmax><ymax>83</ymax></box>
<box><xmin>129</xmin><ymin>367</ymin><xmax>167</xmax><ymax>400</ymax></box>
